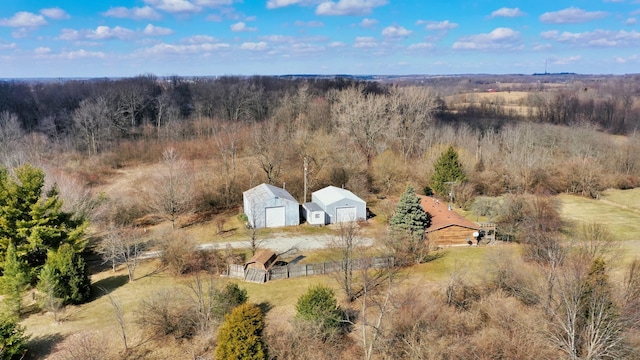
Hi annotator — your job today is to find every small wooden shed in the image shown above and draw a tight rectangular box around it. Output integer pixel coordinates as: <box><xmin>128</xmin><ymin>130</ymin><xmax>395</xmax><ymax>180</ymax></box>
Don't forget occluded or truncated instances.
<box><xmin>244</xmin><ymin>249</ymin><xmax>278</xmax><ymax>272</ymax></box>
<box><xmin>420</xmin><ymin>197</ymin><xmax>480</xmax><ymax>246</ymax></box>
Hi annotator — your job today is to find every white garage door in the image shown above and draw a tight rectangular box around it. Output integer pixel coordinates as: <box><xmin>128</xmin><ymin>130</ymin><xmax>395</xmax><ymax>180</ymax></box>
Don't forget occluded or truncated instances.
<box><xmin>265</xmin><ymin>206</ymin><xmax>286</xmax><ymax>227</ymax></box>
<box><xmin>336</xmin><ymin>206</ymin><xmax>357</xmax><ymax>223</ymax></box>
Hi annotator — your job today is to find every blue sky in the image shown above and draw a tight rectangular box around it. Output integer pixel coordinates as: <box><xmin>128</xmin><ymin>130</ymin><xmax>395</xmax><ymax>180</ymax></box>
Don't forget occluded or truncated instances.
<box><xmin>1</xmin><ymin>0</ymin><xmax>639</xmax><ymax>78</ymax></box>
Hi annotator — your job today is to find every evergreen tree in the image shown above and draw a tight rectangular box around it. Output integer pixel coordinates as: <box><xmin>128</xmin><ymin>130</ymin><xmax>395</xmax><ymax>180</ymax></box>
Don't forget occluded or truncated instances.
<box><xmin>430</xmin><ymin>146</ymin><xmax>467</xmax><ymax>198</ymax></box>
<box><xmin>295</xmin><ymin>285</ymin><xmax>342</xmax><ymax>332</ymax></box>
<box><xmin>0</xmin><ymin>164</ymin><xmax>86</xmax><ymax>276</ymax></box>
<box><xmin>389</xmin><ymin>185</ymin><xmax>430</xmax><ymax>240</ymax></box>
<box><xmin>37</xmin><ymin>244</ymin><xmax>91</xmax><ymax>305</ymax></box>
<box><xmin>0</xmin><ymin>314</ymin><xmax>28</xmax><ymax>360</ymax></box>
<box><xmin>388</xmin><ymin>185</ymin><xmax>432</xmax><ymax>265</ymax></box>
<box><xmin>215</xmin><ymin>303</ymin><xmax>267</xmax><ymax>360</ymax></box>
<box><xmin>0</xmin><ymin>244</ymin><xmax>30</xmax><ymax>315</ymax></box>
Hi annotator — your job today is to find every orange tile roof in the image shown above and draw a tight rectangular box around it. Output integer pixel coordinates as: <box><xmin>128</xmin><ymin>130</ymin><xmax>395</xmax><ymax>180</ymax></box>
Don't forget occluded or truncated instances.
<box><xmin>420</xmin><ymin>196</ymin><xmax>479</xmax><ymax>232</ymax></box>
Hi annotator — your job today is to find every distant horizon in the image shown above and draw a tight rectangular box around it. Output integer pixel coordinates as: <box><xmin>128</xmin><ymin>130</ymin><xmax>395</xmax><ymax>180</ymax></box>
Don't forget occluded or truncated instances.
<box><xmin>1</xmin><ymin>0</ymin><xmax>639</xmax><ymax>78</ymax></box>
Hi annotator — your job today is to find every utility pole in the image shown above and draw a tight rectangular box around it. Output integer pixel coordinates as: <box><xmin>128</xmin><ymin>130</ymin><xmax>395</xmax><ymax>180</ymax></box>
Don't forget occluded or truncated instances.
<box><xmin>303</xmin><ymin>157</ymin><xmax>308</xmax><ymax>203</ymax></box>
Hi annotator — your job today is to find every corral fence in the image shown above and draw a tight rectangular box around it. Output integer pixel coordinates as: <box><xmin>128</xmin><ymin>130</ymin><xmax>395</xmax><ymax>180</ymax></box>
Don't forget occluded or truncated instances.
<box><xmin>227</xmin><ymin>256</ymin><xmax>395</xmax><ymax>284</ymax></box>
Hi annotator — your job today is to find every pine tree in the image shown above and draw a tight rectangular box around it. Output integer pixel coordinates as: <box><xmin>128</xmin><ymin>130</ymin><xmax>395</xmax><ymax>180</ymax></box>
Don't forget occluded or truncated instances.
<box><xmin>295</xmin><ymin>285</ymin><xmax>342</xmax><ymax>332</ymax></box>
<box><xmin>430</xmin><ymin>146</ymin><xmax>467</xmax><ymax>197</ymax></box>
<box><xmin>215</xmin><ymin>303</ymin><xmax>267</xmax><ymax>360</ymax></box>
<box><xmin>388</xmin><ymin>185</ymin><xmax>431</xmax><ymax>265</ymax></box>
<box><xmin>0</xmin><ymin>244</ymin><xmax>30</xmax><ymax>315</ymax></box>
<box><xmin>390</xmin><ymin>185</ymin><xmax>430</xmax><ymax>239</ymax></box>
<box><xmin>0</xmin><ymin>314</ymin><xmax>28</xmax><ymax>359</ymax></box>
<box><xmin>38</xmin><ymin>244</ymin><xmax>91</xmax><ymax>305</ymax></box>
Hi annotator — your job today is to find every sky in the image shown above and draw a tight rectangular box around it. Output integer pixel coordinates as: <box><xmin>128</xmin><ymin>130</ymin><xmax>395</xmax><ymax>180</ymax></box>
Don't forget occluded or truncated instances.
<box><xmin>1</xmin><ymin>0</ymin><xmax>639</xmax><ymax>78</ymax></box>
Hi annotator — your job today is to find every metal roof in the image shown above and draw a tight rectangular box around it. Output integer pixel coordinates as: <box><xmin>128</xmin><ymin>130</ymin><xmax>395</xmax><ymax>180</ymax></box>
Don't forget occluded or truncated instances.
<box><xmin>303</xmin><ymin>202</ymin><xmax>324</xmax><ymax>212</ymax></box>
<box><xmin>243</xmin><ymin>183</ymin><xmax>297</xmax><ymax>203</ymax></box>
<box><xmin>312</xmin><ymin>186</ymin><xmax>365</xmax><ymax>205</ymax></box>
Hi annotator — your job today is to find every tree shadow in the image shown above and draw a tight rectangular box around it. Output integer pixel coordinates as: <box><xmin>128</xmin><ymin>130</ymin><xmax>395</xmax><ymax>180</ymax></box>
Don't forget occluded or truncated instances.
<box><xmin>257</xmin><ymin>301</ymin><xmax>273</xmax><ymax>315</ymax></box>
<box><xmin>90</xmin><ymin>274</ymin><xmax>129</xmax><ymax>300</ymax></box>
<box><xmin>25</xmin><ymin>333</ymin><xmax>64</xmax><ymax>360</ymax></box>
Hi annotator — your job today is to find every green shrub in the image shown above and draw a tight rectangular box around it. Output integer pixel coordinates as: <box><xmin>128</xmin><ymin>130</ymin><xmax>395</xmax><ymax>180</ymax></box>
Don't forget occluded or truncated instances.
<box><xmin>0</xmin><ymin>315</ymin><xmax>28</xmax><ymax>359</ymax></box>
<box><xmin>295</xmin><ymin>285</ymin><xmax>342</xmax><ymax>331</ymax></box>
<box><xmin>215</xmin><ymin>303</ymin><xmax>266</xmax><ymax>360</ymax></box>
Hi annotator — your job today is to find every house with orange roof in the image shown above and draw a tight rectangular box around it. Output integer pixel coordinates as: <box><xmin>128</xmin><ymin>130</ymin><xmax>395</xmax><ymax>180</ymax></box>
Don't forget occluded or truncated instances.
<box><xmin>420</xmin><ymin>196</ymin><xmax>480</xmax><ymax>246</ymax></box>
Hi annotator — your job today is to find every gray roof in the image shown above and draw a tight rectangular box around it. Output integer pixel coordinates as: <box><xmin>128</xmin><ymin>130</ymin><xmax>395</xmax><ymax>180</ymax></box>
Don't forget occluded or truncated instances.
<box><xmin>303</xmin><ymin>202</ymin><xmax>324</xmax><ymax>212</ymax></box>
<box><xmin>313</xmin><ymin>186</ymin><xmax>365</xmax><ymax>205</ymax></box>
<box><xmin>244</xmin><ymin>183</ymin><xmax>297</xmax><ymax>203</ymax></box>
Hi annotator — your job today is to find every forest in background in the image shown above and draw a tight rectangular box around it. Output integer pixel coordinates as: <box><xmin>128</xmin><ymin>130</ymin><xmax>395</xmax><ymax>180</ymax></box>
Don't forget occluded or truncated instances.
<box><xmin>1</xmin><ymin>74</ymin><xmax>640</xmax><ymax>359</ymax></box>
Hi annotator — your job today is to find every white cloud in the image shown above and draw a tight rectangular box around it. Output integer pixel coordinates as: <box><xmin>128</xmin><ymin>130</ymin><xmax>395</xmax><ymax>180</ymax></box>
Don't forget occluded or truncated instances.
<box><xmin>34</xmin><ymin>47</ymin><xmax>50</xmax><ymax>54</ymax></box>
<box><xmin>419</xmin><ymin>20</ymin><xmax>458</xmax><ymax>31</ymax></box>
<box><xmin>452</xmin><ymin>27</ymin><xmax>521</xmax><ymax>50</ymax></box>
<box><xmin>143</xmin><ymin>24</ymin><xmax>174</xmax><ymax>35</ymax></box>
<box><xmin>62</xmin><ymin>49</ymin><xmax>106</xmax><ymax>59</ymax></box>
<box><xmin>181</xmin><ymin>35</ymin><xmax>218</xmax><ymax>44</ymax></box>
<box><xmin>408</xmin><ymin>42</ymin><xmax>433</xmax><ymax>50</ymax></box>
<box><xmin>144</xmin><ymin>0</ymin><xmax>201</xmax><ymax>14</ymax></box>
<box><xmin>328</xmin><ymin>41</ymin><xmax>346</xmax><ymax>47</ymax></box>
<box><xmin>381</xmin><ymin>25</ymin><xmax>412</xmax><ymax>39</ymax></box>
<box><xmin>0</xmin><ymin>12</ymin><xmax>47</xmax><ymax>28</ymax></box>
<box><xmin>0</xmin><ymin>42</ymin><xmax>17</xmax><ymax>50</ymax></box>
<box><xmin>240</xmin><ymin>41</ymin><xmax>268</xmax><ymax>50</ymax></box>
<box><xmin>89</xmin><ymin>26</ymin><xmax>136</xmax><ymax>40</ymax></box>
<box><xmin>490</xmin><ymin>7</ymin><xmax>525</xmax><ymax>18</ymax></box>
<box><xmin>626</xmin><ymin>17</ymin><xmax>637</xmax><ymax>25</ymax></box>
<box><xmin>615</xmin><ymin>55</ymin><xmax>637</xmax><ymax>63</ymax></box>
<box><xmin>259</xmin><ymin>35</ymin><xmax>294</xmax><ymax>43</ymax></box>
<box><xmin>294</xmin><ymin>20</ymin><xmax>324</xmax><ymax>27</ymax></box>
<box><xmin>542</xmin><ymin>29</ymin><xmax>640</xmax><ymax>47</ymax></box>
<box><xmin>138</xmin><ymin>42</ymin><xmax>230</xmax><ymax>55</ymax></box>
<box><xmin>360</xmin><ymin>18</ymin><xmax>378</xmax><ymax>27</ymax></box>
<box><xmin>539</xmin><ymin>7</ymin><xmax>608</xmax><ymax>24</ymax></box>
<box><xmin>266</xmin><ymin>0</ymin><xmax>307</xmax><ymax>9</ymax></box>
<box><xmin>550</xmin><ymin>55</ymin><xmax>581</xmax><ymax>65</ymax></box>
<box><xmin>103</xmin><ymin>6</ymin><xmax>162</xmax><ymax>20</ymax></box>
<box><xmin>230</xmin><ymin>22</ymin><xmax>257</xmax><ymax>32</ymax></box>
<box><xmin>353</xmin><ymin>36</ymin><xmax>378</xmax><ymax>48</ymax></box>
<box><xmin>193</xmin><ymin>0</ymin><xmax>235</xmax><ymax>6</ymax></box>
<box><xmin>58</xmin><ymin>28</ymin><xmax>81</xmax><ymax>41</ymax></box>
<box><xmin>316</xmin><ymin>0</ymin><xmax>387</xmax><ymax>16</ymax></box>
<box><xmin>40</xmin><ymin>8</ymin><xmax>70</xmax><ymax>20</ymax></box>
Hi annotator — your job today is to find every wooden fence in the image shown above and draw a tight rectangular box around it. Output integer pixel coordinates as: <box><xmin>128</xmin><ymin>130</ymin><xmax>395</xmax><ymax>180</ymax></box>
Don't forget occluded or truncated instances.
<box><xmin>227</xmin><ymin>256</ymin><xmax>395</xmax><ymax>283</ymax></box>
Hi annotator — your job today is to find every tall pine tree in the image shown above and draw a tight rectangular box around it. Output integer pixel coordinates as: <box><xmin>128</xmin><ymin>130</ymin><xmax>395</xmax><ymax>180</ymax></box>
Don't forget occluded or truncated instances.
<box><xmin>388</xmin><ymin>185</ymin><xmax>431</xmax><ymax>265</ymax></box>
<box><xmin>430</xmin><ymin>146</ymin><xmax>467</xmax><ymax>198</ymax></box>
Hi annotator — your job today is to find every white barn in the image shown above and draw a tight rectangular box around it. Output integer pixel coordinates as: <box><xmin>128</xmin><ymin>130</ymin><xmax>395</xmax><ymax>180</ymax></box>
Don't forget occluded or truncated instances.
<box><xmin>311</xmin><ymin>186</ymin><xmax>366</xmax><ymax>224</ymax></box>
<box><xmin>243</xmin><ymin>183</ymin><xmax>300</xmax><ymax>229</ymax></box>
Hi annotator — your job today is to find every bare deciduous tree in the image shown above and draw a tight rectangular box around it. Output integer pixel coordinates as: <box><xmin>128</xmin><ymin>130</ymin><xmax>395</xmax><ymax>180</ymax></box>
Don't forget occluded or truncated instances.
<box><xmin>97</xmin><ymin>225</ymin><xmax>144</xmax><ymax>281</ymax></box>
<box><xmin>146</xmin><ymin>147</ymin><xmax>194</xmax><ymax>229</ymax></box>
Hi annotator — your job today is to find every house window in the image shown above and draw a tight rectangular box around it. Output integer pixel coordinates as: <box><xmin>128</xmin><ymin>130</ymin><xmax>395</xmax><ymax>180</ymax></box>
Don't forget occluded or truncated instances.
<box><xmin>314</xmin><ymin>213</ymin><xmax>320</xmax><ymax>219</ymax></box>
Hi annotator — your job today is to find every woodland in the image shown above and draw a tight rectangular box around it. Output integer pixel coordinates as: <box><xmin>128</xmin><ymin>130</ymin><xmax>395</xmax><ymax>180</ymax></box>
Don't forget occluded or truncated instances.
<box><xmin>0</xmin><ymin>73</ymin><xmax>640</xmax><ymax>359</ymax></box>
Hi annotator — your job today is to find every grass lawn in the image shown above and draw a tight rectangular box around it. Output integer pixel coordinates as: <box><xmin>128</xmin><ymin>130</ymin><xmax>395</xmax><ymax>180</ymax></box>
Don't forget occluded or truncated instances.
<box><xmin>558</xmin><ymin>191</ymin><xmax>640</xmax><ymax>241</ymax></box>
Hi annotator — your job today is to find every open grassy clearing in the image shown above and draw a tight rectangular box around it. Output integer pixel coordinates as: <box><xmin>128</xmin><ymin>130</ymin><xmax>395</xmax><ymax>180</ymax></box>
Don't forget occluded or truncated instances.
<box><xmin>557</xmin><ymin>191</ymin><xmax>640</xmax><ymax>241</ymax></box>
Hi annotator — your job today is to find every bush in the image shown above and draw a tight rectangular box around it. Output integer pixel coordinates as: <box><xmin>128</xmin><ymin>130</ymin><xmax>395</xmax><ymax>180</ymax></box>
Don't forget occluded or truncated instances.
<box><xmin>215</xmin><ymin>303</ymin><xmax>267</xmax><ymax>360</ymax></box>
<box><xmin>295</xmin><ymin>285</ymin><xmax>342</xmax><ymax>333</ymax></box>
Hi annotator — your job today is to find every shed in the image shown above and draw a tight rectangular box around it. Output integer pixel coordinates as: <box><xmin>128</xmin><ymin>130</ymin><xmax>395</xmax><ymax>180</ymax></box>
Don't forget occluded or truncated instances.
<box><xmin>311</xmin><ymin>186</ymin><xmax>366</xmax><ymax>224</ymax></box>
<box><xmin>244</xmin><ymin>249</ymin><xmax>278</xmax><ymax>272</ymax></box>
<box><xmin>421</xmin><ymin>197</ymin><xmax>480</xmax><ymax>246</ymax></box>
<box><xmin>243</xmin><ymin>183</ymin><xmax>300</xmax><ymax>229</ymax></box>
<box><xmin>302</xmin><ymin>202</ymin><xmax>326</xmax><ymax>225</ymax></box>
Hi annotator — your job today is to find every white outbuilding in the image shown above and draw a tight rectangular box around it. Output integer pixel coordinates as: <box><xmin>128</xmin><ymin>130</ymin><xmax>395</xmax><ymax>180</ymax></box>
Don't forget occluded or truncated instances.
<box><xmin>243</xmin><ymin>183</ymin><xmax>300</xmax><ymax>229</ymax></box>
<box><xmin>311</xmin><ymin>186</ymin><xmax>366</xmax><ymax>224</ymax></box>
<box><xmin>302</xmin><ymin>202</ymin><xmax>326</xmax><ymax>226</ymax></box>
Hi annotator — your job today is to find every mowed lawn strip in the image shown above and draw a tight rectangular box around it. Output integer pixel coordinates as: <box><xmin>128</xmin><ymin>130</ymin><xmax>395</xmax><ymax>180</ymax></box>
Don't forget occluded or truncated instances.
<box><xmin>558</xmin><ymin>193</ymin><xmax>640</xmax><ymax>241</ymax></box>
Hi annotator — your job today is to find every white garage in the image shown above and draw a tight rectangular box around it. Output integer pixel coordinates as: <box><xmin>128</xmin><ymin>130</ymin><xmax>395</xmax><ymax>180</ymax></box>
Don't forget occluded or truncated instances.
<box><xmin>243</xmin><ymin>183</ymin><xmax>300</xmax><ymax>229</ymax></box>
<box><xmin>311</xmin><ymin>186</ymin><xmax>366</xmax><ymax>224</ymax></box>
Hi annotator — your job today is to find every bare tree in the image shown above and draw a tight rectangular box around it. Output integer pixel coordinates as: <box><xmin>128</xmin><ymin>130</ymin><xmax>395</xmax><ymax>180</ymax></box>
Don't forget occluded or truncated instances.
<box><xmin>251</xmin><ymin>120</ymin><xmax>286</xmax><ymax>185</ymax></box>
<box><xmin>146</xmin><ymin>147</ymin><xmax>194</xmax><ymax>229</ymax></box>
<box><xmin>72</xmin><ymin>96</ymin><xmax>112</xmax><ymax>155</ymax></box>
<box><xmin>330</xmin><ymin>86</ymin><xmax>389</xmax><ymax>168</ymax></box>
<box><xmin>333</xmin><ymin>220</ymin><xmax>362</xmax><ymax>302</ymax></box>
<box><xmin>107</xmin><ymin>293</ymin><xmax>128</xmax><ymax>351</ymax></box>
<box><xmin>97</xmin><ymin>225</ymin><xmax>144</xmax><ymax>281</ymax></box>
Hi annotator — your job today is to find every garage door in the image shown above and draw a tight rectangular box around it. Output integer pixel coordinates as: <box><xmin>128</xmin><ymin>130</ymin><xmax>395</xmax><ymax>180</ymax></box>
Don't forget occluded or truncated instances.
<box><xmin>336</xmin><ymin>206</ymin><xmax>357</xmax><ymax>223</ymax></box>
<box><xmin>265</xmin><ymin>206</ymin><xmax>286</xmax><ymax>227</ymax></box>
